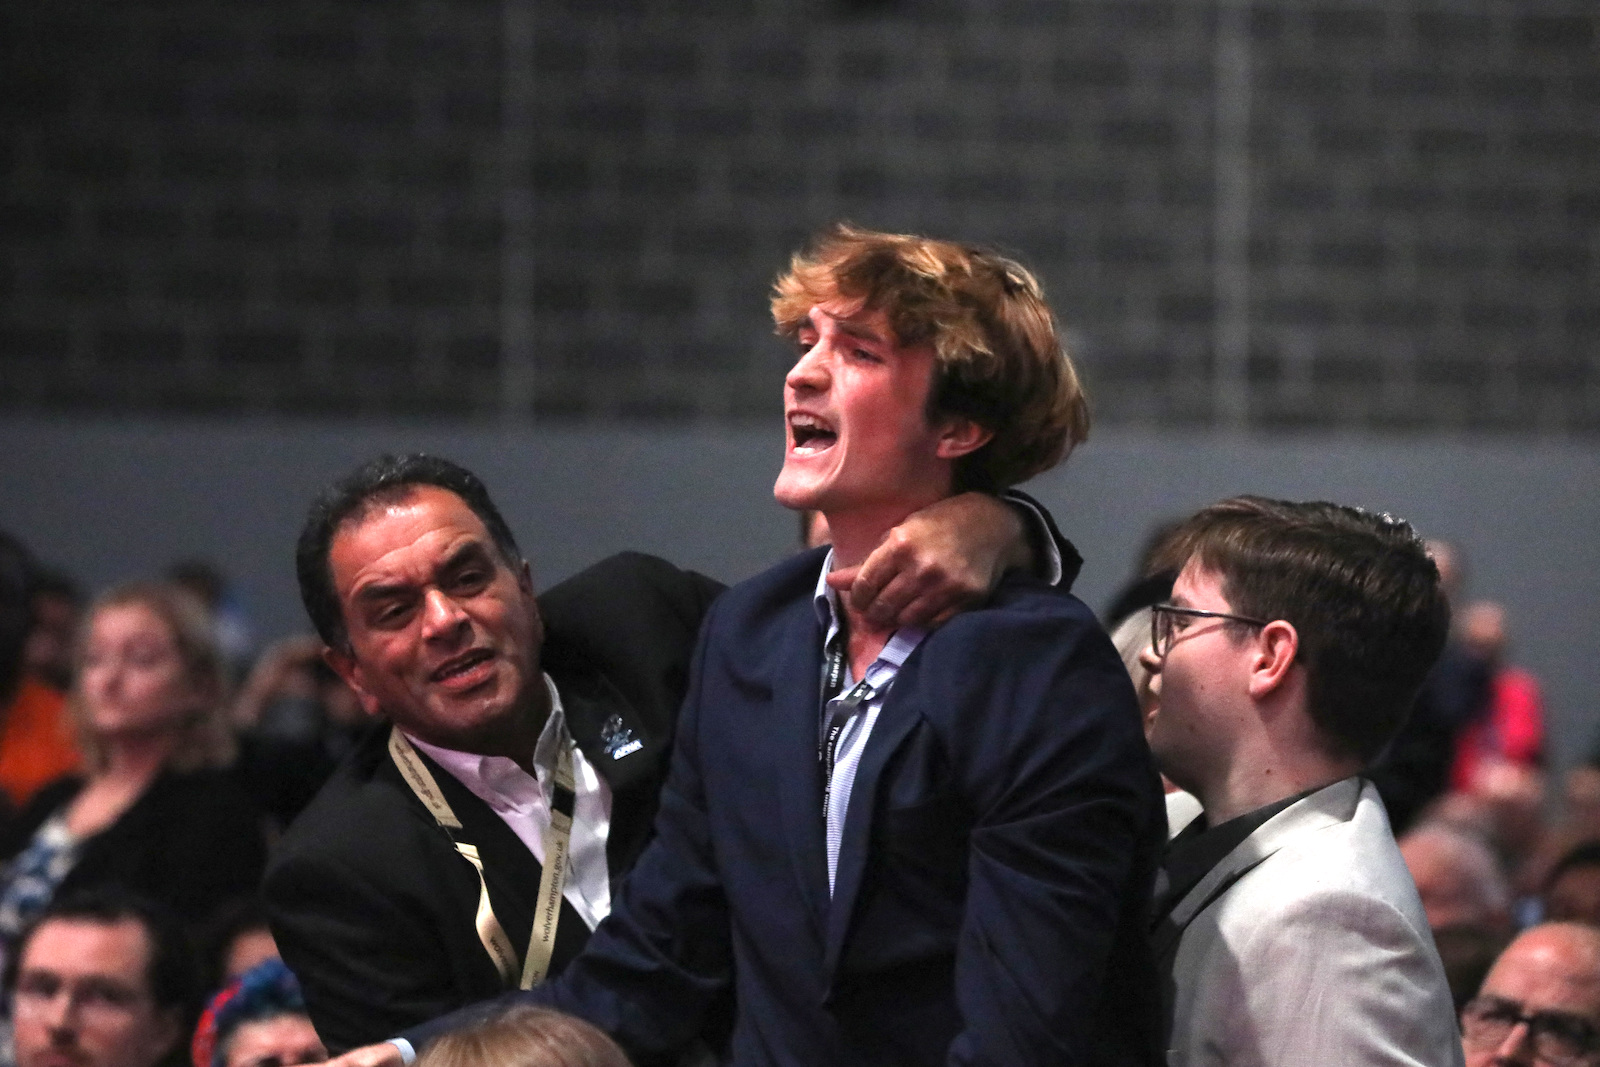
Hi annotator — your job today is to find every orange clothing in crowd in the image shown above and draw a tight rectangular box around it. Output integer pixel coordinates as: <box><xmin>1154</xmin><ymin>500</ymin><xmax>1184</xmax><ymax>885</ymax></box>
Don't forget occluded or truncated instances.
<box><xmin>0</xmin><ymin>677</ymin><xmax>83</xmax><ymax>810</ymax></box>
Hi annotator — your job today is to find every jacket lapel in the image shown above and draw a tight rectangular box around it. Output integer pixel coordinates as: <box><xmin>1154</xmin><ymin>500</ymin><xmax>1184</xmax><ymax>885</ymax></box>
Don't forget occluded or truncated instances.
<box><xmin>1153</xmin><ymin>776</ymin><xmax>1365</xmax><ymax>963</ymax></box>
<box><xmin>559</xmin><ymin>661</ymin><xmax>662</xmax><ymax>794</ymax></box>
<box><xmin>559</xmin><ymin>667</ymin><xmax>667</xmax><ymax>877</ymax></box>
<box><xmin>775</xmin><ymin>604</ymin><xmax>832</xmax><ymax>936</ymax></box>
<box><xmin>821</xmin><ymin>679</ymin><xmax>922</xmax><ymax>978</ymax></box>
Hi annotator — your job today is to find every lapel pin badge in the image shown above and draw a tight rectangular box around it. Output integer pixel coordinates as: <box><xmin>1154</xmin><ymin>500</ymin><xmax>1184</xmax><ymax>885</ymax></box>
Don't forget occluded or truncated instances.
<box><xmin>600</xmin><ymin>714</ymin><xmax>644</xmax><ymax>760</ymax></box>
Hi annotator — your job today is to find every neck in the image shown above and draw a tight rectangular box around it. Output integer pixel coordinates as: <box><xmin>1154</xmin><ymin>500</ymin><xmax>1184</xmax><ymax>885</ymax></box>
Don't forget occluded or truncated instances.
<box><xmin>101</xmin><ymin>730</ymin><xmax>181</xmax><ymax>785</ymax></box>
<box><xmin>1191</xmin><ymin>737</ymin><xmax>1361</xmax><ymax>825</ymax></box>
<box><xmin>822</xmin><ymin>492</ymin><xmax>945</xmax><ymax>570</ymax></box>
<box><xmin>482</xmin><ymin>677</ymin><xmax>552</xmax><ymax>773</ymax></box>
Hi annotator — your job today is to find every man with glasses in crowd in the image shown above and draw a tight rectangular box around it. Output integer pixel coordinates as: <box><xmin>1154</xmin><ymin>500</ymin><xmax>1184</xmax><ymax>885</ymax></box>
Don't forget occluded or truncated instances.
<box><xmin>1462</xmin><ymin>922</ymin><xmax>1600</xmax><ymax>1067</ymax></box>
<box><xmin>7</xmin><ymin>888</ymin><xmax>199</xmax><ymax>1067</ymax></box>
<box><xmin>1140</xmin><ymin>496</ymin><xmax>1463</xmax><ymax>1065</ymax></box>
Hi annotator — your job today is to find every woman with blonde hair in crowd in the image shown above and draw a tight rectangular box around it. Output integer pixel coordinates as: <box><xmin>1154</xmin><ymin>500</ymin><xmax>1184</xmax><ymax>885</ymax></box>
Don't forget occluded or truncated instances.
<box><xmin>0</xmin><ymin>581</ymin><xmax>267</xmax><ymax>955</ymax></box>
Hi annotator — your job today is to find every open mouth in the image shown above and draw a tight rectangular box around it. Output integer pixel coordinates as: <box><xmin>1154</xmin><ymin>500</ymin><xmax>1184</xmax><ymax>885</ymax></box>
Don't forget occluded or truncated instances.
<box><xmin>789</xmin><ymin>412</ymin><xmax>837</xmax><ymax>455</ymax></box>
<box><xmin>431</xmin><ymin>648</ymin><xmax>494</xmax><ymax>684</ymax></box>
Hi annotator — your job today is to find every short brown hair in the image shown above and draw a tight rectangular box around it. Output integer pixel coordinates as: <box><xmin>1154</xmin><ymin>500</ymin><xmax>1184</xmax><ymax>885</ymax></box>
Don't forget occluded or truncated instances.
<box><xmin>1155</xmin><ymin>496</ymin><xmax>1449</xmax><ymax>763</ymax></box>
<box><xmin>771</xmin><ymin>223</ymin><xmax>1089</xmax><ymax>492</ymax></box>
<box><xmin>414</xmin><ymin>1005</ymin><xmax>631</xmax><ymax>1067</ymax></box>
<box><xmin>70</xmin><ymin>582</ymin><xmax>235</xmax><ymax>773</ymax></box>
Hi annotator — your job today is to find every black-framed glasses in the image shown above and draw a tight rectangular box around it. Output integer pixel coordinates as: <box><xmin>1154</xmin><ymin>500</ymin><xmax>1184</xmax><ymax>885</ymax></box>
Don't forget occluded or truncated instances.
<box><xmin>1461</xmin><ymin>995</ymin><xmax>1600</xmax><ymax>1066</ymax></box>
<box><xmin>1149</xmin><ymin>604</ymin><xmax>1271</xmax><ymax>659</ymax></box>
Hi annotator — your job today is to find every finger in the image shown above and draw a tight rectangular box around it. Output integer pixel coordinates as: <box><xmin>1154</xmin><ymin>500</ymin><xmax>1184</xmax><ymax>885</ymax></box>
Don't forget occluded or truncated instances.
<box><xmin>847</xmin><ymin>544</ymin><xmax>906</xmax><ymax>614</ymax></box>
<box><xmin>894</xmin><ymin>591</ymin><xmax>962</xmax><ymax>630</ymax></box>
<box><xmin>825</xmin><ymin>565</ymin><xmax>859</xmax><ymax>592</ymax></box>
<box><xmin>863</xmin><ymin>569</ymin><xmax>934</xmax><ymax>628</ymax></box>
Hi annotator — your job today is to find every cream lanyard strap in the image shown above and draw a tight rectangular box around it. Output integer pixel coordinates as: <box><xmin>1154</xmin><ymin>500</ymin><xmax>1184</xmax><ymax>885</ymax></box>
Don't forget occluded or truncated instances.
<box><xmin>387</xmin><ymin>725</ymin><xmax>576</xmax><ymax>989</ymax></box>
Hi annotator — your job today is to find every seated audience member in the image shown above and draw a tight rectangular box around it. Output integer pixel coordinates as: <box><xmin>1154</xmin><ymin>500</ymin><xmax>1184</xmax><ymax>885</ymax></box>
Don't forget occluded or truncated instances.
<box><xmin>22</xmin><ymin>569</ymin><xmax>81</xmax><ymax>696</ymax></box>
<box><xmin>1400</xmin><ymin>822</ymin><xmax>1516</xmax><ymax>1009</ymax></box>
<box><xmin>1143</xmin><ymin>496</ymin><xmax>1463</xmax><ymax>1065</ymax></box>
<box><xmin>8</xmin><ymin>887</ymin><xmax>202</xmax><ymax>1067</ymax></box>
<box><xmin>200</xmin><ymin>899</ymin><xmax>281</xmax><ymax>994</ymax></box>
<box><xmin>0</xmin><ymin>583</ymin><xmax>267</xmax><ymax>952</ymax></box>
<box><xmin>0</xmin><ymin>534</ymin><xmax>81</xmax><ymax>816</ymax></box>
<box><xmin>1401</xmin><ymin>822</ymin><xmax>1513</xmax><ymax>932</ymax></box>
<box><xmin>1450</xmin><ymin>601</ymin><xmax>1545</xmax><ymax>795</ymax></box>
<box><xmin>1369</xmin><ymin>539</ymin><xmax>1493</xmax><ymax>836</ymax></box>
<box><xmin>1543</xmin><ymin>842</ymin><xmax>1600</xmax><ymax>928</ymax></box>
<box><xmin>190</xmin><ymin>959</ymin><xmax>325</xmax><ymax>1067</ymax></box>
<box><xmin>229</xmin><ymin>636</ymin><xmax>363</xmax><ymax>829</ymax></box>
<box><xmin>1461</xmin><ymin>922</ymin><xmax>1600</xmax><ymax>1067</ymax></box>
<box><xmin>413</xmin><ymin>1006</ymin><xmax>626</xmax><ymax>1067</ymax></box>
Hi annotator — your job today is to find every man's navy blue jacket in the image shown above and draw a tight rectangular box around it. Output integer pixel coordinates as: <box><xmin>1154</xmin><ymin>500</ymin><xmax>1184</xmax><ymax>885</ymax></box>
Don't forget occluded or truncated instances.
<box><xmin>408</xmin><ymin>546</ymin><xmax>1166</xmax><ymax>1066</ymax></box>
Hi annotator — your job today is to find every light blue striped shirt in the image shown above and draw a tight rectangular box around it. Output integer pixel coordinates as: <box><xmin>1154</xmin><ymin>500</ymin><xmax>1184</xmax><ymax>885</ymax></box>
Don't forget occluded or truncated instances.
<box><xmin>813</xmin><ymin>552</ymin><xmax>927</xmax><ymax>894</ymax></box>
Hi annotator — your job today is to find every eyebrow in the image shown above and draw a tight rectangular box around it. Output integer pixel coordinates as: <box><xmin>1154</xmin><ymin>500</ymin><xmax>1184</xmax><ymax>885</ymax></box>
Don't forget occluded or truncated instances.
<box><xmin>350</xmin><ymin>541</ymin><xmax>490</xmax><ymax>603</ymax></box>
<box><xmin>804</xmin><ymin>308</ymin><xmax>887</xmax><ymax>345</ymax></box>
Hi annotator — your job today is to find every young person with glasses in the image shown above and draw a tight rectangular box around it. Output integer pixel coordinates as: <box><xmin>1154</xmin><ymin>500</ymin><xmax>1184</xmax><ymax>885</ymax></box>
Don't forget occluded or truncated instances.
<box><xmin>1140</xmin><ymin>496</ymin><xmax>1464</xmax><ymax>1066</ymax></box>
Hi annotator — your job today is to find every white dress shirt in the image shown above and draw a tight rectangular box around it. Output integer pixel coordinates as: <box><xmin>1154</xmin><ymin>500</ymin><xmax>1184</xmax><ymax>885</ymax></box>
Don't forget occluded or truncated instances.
<box><xmin>407</xmin><ymin>673</ymin><xmax>613</xmax><ymax>931</ymax></box>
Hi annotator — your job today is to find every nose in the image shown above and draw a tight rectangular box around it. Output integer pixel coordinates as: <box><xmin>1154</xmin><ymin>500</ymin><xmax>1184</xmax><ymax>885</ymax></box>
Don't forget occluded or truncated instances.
<box><xmin>785</xmin><ymin>337</ymin><xmax>831</xmax><ymax>396</ymax></box>
<box><xmin>1490</xmin><ymin>1020</ymin><xmax>1536</xmax><ymax>1065</ymax></box>
<box><xmin>40</xmin><ymin>990</ymin><xmax>78</xmax><ymax>1032</ymax></box>
<box><xmin>1138</xmin><ymin>643</ymin><xmax>1164</xmax><ymax>675</ymax></box>
<box><xmin>419</xmin><ymin>588</ymin><xmax>470</xmax><ymax>642</ymax></box>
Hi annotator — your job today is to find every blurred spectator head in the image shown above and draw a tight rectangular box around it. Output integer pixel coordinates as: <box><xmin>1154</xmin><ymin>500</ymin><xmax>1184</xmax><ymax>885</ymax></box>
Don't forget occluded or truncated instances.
<box><xmin>24</xmin><ymin>568</ymin><xmax>83</xmax><ymax>693</ymax></box>
<box><xmin>1545</xmin><ymin>843</ymin><xmax>1600</xmax><ymax>929</ymax></box>
<box><xmin>166</xmin><ymin>561</ymin><xmax>254</xmax><ymax>680</ymax></box>
<box><xmin>1427</xmin><ymin>539</ymin><xmax>1465</xmax><ymax>603</ymax></box>
<box><xmin>1108</xmin><ymin>608</ymin><xmax>1158</xmax><ymax>732</ymax></box>
<box><xmin>200</xmin><ymin>898</ymin><xmax>279</xmax><ymax>994</ymax></box>
<box><xmin>1460</xmin><ymin>601</ymin><xmax>1509</xmax><ymax>665</ymax></box>
<box><xmin>769</xmin><ymin>223</ymin><xmax>1090</xmax><ymax>494</ymax></box>
<box><xmin>1461</xmin><ymin>922</ymin><xmax>1600</xmax><ymax>1067</ymax></box>
<box><xmin>1400</xmin><ymin>823</ymin><xmax>1511</xmax><ymax>932</ymax></box>
<box><xmin>413</xmin><ymin>1005</ymin><xmax>628</xmax><ymax>1067</ymax></box>
<box><xmin>0</xmin><ymin>530</ymin><xmax>39</xmax><ymax>707</ymax></box>
<box><xmin>71</xmin><ymin>582</ymin><xmax>234</xmax><ymax>773</ymax></box>
<box><xmin>296</xmin><ymin>454</ymin><xmax>524</xmax><ymax>653</ymax></box>
<box><xmin>190</xmin><ymin>958</ymin><xmax>324</xmax><ymax>1067</ymax></box>
<box><xmin>1150</xmin><ymin>497</ymin><xmax>1449</xmax><ymax>765</ymax></box>
<box><xmin>7</xmin><ymin>888</ymin><xmax>200</xmax><ymax>1067</ymax></box>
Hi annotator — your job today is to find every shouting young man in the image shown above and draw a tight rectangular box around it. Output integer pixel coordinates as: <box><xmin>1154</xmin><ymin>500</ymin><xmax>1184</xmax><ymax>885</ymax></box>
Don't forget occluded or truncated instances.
<box><xmin>366</xmin><ymin>225</ymin><xmax>1165</xmax><ymax>1066</ymax></box>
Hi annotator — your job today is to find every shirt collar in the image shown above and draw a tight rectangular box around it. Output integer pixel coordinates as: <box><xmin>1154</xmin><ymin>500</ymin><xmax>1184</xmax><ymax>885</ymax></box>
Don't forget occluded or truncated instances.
<box><xmin>811</xmin><ymin>549</ymin><xmax>927</xmax><ymax>679</ymax></box>
<box><xmin>405</xmin><ymin>673</ymin><xmax>569</xmax><ymax>798</ymax></box>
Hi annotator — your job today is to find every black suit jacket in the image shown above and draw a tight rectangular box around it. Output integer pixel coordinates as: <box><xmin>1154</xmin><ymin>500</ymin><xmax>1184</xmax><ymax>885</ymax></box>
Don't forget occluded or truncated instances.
<box><xmin>409</xmin><ymin>547</ymin><xmax>1165</xmax><ymax>1066</ymax></box>
<box><xmin>263</xmin><ymin>552</ymin><xmax>723</xmax><ymax>1053</ymax></box>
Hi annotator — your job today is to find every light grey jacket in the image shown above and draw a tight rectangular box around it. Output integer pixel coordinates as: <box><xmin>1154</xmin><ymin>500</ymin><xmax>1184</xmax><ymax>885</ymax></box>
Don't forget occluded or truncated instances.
<box><xmin>1157</xmin><ymin>777</ymin><xmax>1465</xmax><ymax>1067</ymax></box>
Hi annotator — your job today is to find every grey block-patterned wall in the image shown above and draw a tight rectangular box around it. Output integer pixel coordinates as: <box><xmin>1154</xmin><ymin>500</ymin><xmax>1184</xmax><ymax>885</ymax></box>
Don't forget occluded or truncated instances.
<box><xmin>2</xmin><ymin>1</ymin><xmax>1595</xmax><ymax>429</ymax></box>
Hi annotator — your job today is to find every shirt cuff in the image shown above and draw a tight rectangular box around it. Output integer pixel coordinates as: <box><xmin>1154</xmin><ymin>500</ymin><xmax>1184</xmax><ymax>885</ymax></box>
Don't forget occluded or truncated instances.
<box><xmin>1001</xmin><ymin>491</ymin><xmax>1063</xmax><ymax>586</ymax></box>
<box><xmin>388</xmin><ymin>1038</ymin><xmax>416</xmax><ymax>1065</ymax></box>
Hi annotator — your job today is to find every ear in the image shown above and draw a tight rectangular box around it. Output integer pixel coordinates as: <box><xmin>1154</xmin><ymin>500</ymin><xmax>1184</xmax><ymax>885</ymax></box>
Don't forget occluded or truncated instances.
<box><xmin>323</xmin><ymin>645</ymin><xmax>384</xmax><ymax>719</ymax></box>
<box><xmin>933</xmin><ymin>417</ymin><xmax>994</xmax><ymax>461</ymax></box>
<box><xmin>1246</xmin><ymin>620</ymin><xmax>1299</xmax><ymax>700</ymax></box>
<box><xmin>517</xmin><ymin>559</ymin><xmax>536</xmax><ymax>598</ymax></box>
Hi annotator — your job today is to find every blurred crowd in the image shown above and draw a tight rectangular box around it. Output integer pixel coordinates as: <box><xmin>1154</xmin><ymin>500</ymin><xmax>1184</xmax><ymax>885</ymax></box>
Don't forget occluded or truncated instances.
<box><xmin>0</xmin><ymin>506</ymin><xmax>1592</xmax><ymax>1067</ymax></box>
